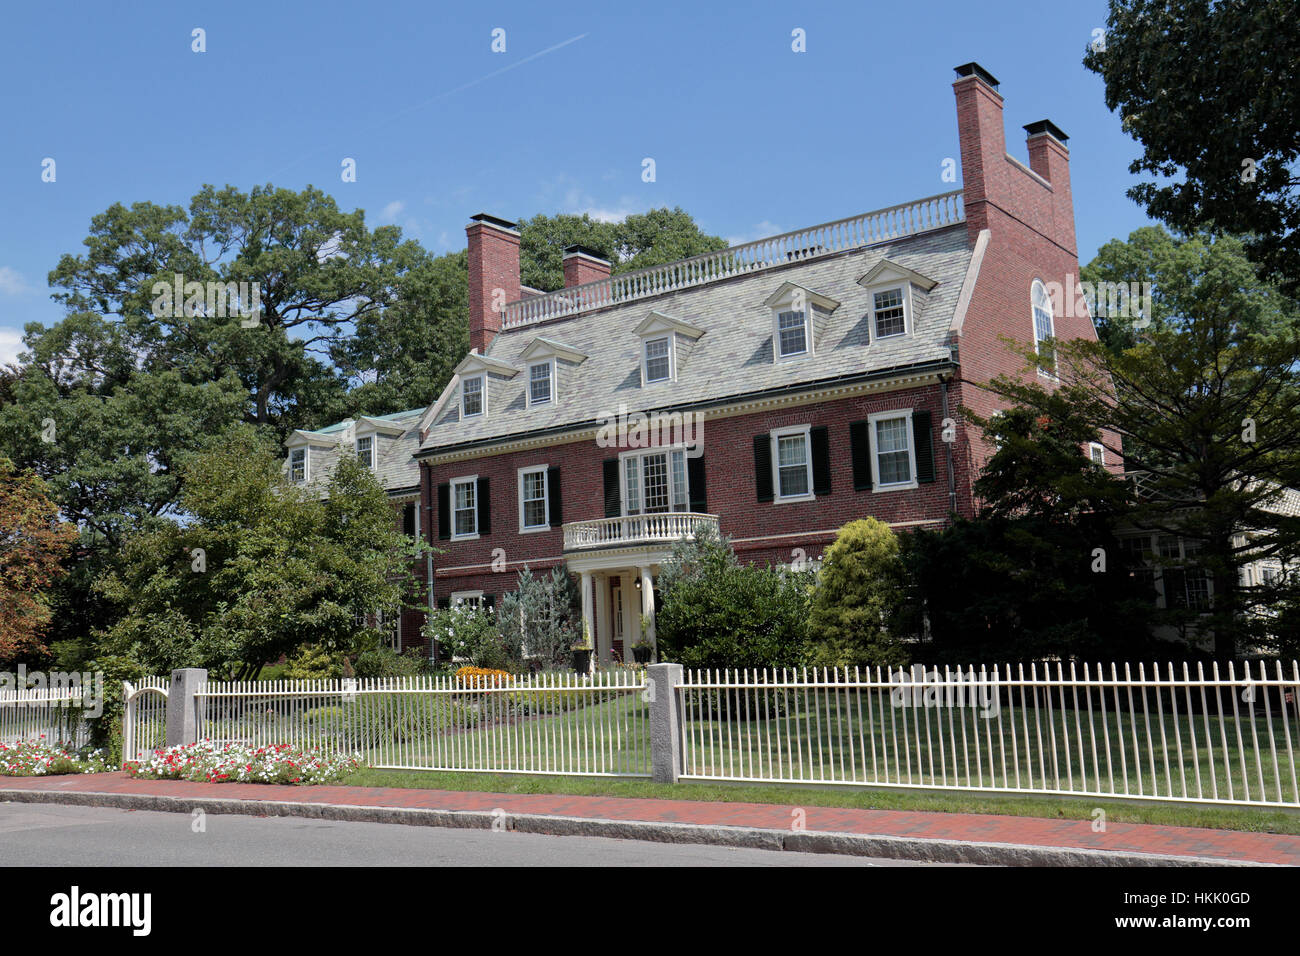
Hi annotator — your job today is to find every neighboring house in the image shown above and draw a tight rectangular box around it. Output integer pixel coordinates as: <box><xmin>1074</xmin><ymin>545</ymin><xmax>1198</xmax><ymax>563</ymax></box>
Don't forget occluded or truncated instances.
<box><xmin>283</xmin><ymin>408</ymin><xmax>429</xmax><ymax>650</ymax></box>
<box><xmin>400</xmin><ymin>62</ymin><xmax>1113</xmax><ymax>664</ymax></box>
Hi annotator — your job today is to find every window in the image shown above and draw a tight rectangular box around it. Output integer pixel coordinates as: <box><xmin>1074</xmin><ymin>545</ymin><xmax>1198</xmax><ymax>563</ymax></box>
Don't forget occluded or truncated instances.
<box><xmin>770</xmin><ymin>427</ymin><xmax>813</xmax><ymax>500</ymax></box>
<box><xmin>519</xmin><ymin>466</ymin><xmax>549</xmax><ymax>531</ymax></box>
<box><xmin>622</xmin><ymin>449</ymin><xmax>688</xmax><ymax>514</ymax></box>
<box><xmin>289</xmin><ymin>448</ymin><xmax>307</xmax><ymax>483</ymax></box>
<box><xmin>643</xmin><ymin>336</ymin><xmax>672</xmax><ymax>383</ymax></box>
<box><xmin>871</xmin><ymin>413</ymin><xmax>915</xmax><ymax>488</ymax></box>
<box><xmin>356</xmin><ymin>436</ymin><xmax>373</xmax><ymax>470</ymax></box>
<box><xmin>451</xmin><ymin>591</ymin><xmax>484</xmax><ymax>609</ymax></box>
<box><xmin>1088</xmin><ymin>442</ymin><xmax>1105</xmax><ymax>466</ymax></box>
<box><xmin>1032</xmin><ymin>279</ymin><xmax>1056</xmax><ymax>377</ymax></box>
<box><xmin>1120</xmin><ymin>535</ymin><xmax>1153</xmax><ymax>563</ymax></box>
<box><xmin>452</xmin><ymin>477</ymin><xmax>477</xmax><ymax>538</ymax></box>
<box><xmin>873</xmin><ymin>288</ymin><xmax>907</xmax><ymax>338</ymax></box>
<box><xmin>528</xmin><ymin>361</ymin><xmax>553</xmax><ymax>406</ymax></box>
<box><xmin>462</xmin><ymin>375</ymin><xmax>484</xmax><ymax>417</ymax></box>
<box><xmin>777</xmin><ymin>310</ymin><xmax>808</xmax><ymax>357</ymax></box>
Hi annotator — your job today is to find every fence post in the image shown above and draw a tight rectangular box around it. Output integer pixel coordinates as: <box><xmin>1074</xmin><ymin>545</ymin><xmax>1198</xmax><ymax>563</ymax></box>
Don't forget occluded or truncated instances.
<box><xmin>647</xmin><ymin>662</ymin><xmax>683</xmax><ymax>783</ymax></box>
<box><xmin>165</xmin><ymin>669</ymin><xmax>207</xmax><ymax>748</ymax></box>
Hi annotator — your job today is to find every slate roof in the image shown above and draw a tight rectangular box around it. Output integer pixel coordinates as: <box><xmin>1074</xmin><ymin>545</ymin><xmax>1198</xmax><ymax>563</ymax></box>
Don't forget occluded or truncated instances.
<box><xmin>285</xmin><ymin>408</ymin><xmax>423</xmax><ymax>496</ymax></box>
<box><xmin>419</xmin><ymin>222</ymin><xmax>973</xmax><ymax>454</ymax></box>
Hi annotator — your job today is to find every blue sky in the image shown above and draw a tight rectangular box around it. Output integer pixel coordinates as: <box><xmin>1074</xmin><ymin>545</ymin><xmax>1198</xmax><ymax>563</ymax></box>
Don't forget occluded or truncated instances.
<box><xmin>0</xmin><ymin>0</ymin><xmax>1153</xmax><ymax>365</ymax></box>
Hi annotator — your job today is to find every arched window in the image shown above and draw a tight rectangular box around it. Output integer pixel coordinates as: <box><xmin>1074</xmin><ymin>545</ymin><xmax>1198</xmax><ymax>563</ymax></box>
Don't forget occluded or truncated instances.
<box><xmin>1031</xmin><ymin>279</ymin><xmax>1056</xmax><ymax>376</ymax></box>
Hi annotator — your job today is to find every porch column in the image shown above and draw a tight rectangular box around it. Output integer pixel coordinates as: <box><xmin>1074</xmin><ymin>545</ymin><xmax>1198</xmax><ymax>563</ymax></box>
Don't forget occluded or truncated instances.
<box><xmin>639</xmin><ymin>565</ymin><xmax>656</xmax><ymax>655</ymax></box>
<box><xmin>594</xmin><ymin>572</ymin><xmax>610</xmax><ymax>667</ymax></box>
<box><xmin>580</xmin><ymin>570</ymin><xmax>595</xmax><ymax>659</ymax></box>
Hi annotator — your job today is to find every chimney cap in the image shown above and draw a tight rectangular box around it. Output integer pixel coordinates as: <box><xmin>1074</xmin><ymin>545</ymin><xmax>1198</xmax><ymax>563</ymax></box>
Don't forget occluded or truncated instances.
<box><xmin>469</xmin><ymin>212</ymin><xmax>519</xmax><ymax>232</ymax></box>
<box><xmin>1023</xmin><ymin>119</ymin><xmax>1069</xmax><ymax>144</ymax></box>
<box><xmin>562</xmin><ymin>243</ymin><xmax>611</xmax><ymax>263</ymax></box>
<box><xmin>953</xmin><ymin>62</ymin><xmax>1000</xmax><ymax>89</ymax></box>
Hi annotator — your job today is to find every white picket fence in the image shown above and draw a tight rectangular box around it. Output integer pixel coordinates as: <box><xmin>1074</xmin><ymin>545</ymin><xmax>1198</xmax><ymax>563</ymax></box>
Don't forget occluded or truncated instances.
<box><xmin>677</xmin><ymin>661</ymin><xmax>1300</xmax><ymax>807</ymax></box>
<box><xmin>194</xmin><ymin>671</ymin><xmax>652</xmax><ymax>776</ymax></box>
<box><xmin>0</xmin><ymin>687</ymin><xmax>91</xmax><ymax>749</ymax></box>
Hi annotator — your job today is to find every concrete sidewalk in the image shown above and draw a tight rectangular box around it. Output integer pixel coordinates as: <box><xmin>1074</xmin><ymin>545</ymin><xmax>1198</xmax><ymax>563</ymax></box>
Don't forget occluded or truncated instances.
<box><xmin>2</xmin><ymin>773</ymin><xmax>1296</xmax><ymax>866</ymax></box>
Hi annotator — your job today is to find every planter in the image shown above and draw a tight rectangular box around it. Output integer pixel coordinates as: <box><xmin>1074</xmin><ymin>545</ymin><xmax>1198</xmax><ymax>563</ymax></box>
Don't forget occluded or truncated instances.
<box><xmin>632</xmin><ymin>645</ymin><xmax>652</xmax><ymax>665</ymax></box>
<box><xmin>571</xmin><ymin>649</ymin><xmax>592</xmax><ymax>673</ymax></box>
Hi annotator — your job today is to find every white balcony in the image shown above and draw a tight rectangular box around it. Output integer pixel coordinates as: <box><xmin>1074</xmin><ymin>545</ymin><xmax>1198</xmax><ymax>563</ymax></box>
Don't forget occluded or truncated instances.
<box><xmin>563</xmin><ymin>512</ymin><xmax>719</xmax><ymax>552</ymax></box>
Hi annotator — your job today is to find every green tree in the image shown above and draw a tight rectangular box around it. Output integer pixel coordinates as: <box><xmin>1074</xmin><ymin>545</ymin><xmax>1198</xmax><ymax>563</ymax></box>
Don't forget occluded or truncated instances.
<box><xmin>656</xmin><ymin>527</ymin><xmax>811</xmax><ymax>670</ymax></box>
<box><xmin>496</xmin><ymin>565</ymin><xmax>582</xmax><ymax>670</ymax></box>
<box><xmin>806</xmin><ymin>519</ymin><xmax>909</xmax><ymax>668</ymax></box>
<box><xmin>1083</xmin><ymin>0</ymin><xmax>1300</xmax><ymax>293</ymax></box>
<box><xmin>985</xmin><ymin>230</ymin><xmax>1300</xmax><ymax>660</ymax></box>
<box><xmin>96</xmin><ymin>426</ymin><xmax>427</xmax><ymax>677</ymax></box>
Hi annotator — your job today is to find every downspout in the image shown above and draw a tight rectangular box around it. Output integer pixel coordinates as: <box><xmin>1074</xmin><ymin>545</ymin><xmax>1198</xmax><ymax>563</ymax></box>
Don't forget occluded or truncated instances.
<box><xmin>940</xmin><ymin>374</ymin><xmax>958</xmax><ymax>517</ymax></box>
<box><xmin>423</xmin><ymin>462</ymin><xmax>437</xmax><ymax>664</ymax></box>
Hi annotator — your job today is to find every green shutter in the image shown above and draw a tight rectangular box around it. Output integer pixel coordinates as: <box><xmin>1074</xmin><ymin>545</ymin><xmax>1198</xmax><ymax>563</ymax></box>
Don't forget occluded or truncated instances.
<box><xmin>437</xmin><ymin>483</ymin><xmax>450</xmax><ymax>540</ymax></box>
<box><xmin>603</xmin><ymin>459</ymin><xmax>621</xmax><ymax>517</ymax></box>
<box><xmin>476</xmin><ymin>477</ymin><xmax>491</xmax><ymax>534</ymax></box>
<box><xmin>547</xmin><ymin>466</ymin><xmax>562</xmax><ymax>527</ymax></box>
<box><xmin>849</xmin><ymin>422</ymin><xmax>872</xmax><ymax>491</ymax></box>
<box><xmin>913</xmin><ymin>410</ymin><xmax>936</xmax><ymax>483</ymax></box>
<box><xmin>688</xmin><ymin>455</ymin><xmax>707</xmax><ymax>513</ymax></box>
<box><xmin>753</xmin><ymin>435</ymin><xmax>774</xmax><ymax>502</ymax></box>
<box><xmin>810</xmin><ymin>425</ymin><xmax>831</xmax><ymax>496</ymax></box>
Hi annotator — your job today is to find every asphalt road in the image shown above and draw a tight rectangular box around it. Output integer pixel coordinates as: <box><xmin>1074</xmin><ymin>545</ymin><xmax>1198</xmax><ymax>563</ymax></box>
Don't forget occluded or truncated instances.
<box><xmin>0</xmin><ymin>802</ymin><xmax>957</xmax><ymax>866</ymax></box>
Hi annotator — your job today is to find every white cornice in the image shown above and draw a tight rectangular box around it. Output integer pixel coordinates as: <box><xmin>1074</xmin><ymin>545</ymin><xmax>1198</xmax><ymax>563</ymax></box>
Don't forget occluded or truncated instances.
<box><xmin>633</xmin><ymin>310</ymin><xmax>706</xmax><ymax>340</ymax></box>
<box><xmin>763</xmin><ymin>281</ymin><xmax>841</xmax><ymax>311</ymax></box>
<box><xmin>857</xmin><ymin>259</ymin><xmax>940</xmax><ymax>293</ymax></box>
<box><xmin>519</xmin><ymin>336</ymin><xmax>588</xmax><ymax>364</ymax></box>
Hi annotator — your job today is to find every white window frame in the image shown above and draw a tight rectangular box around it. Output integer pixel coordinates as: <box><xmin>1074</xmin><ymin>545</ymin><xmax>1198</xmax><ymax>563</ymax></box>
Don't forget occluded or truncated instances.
<box><xmin>619</xmin><ymin>447</ymin><xmax>689</xmax><ymax>515</ymax></box>
<box><xmin>1088</xmin><ymin>442</ymin><xmax>1106</xmax><ymax>466</ymax></box>
<box><xmin>773</xmin><ymin>308</ymin><xmax>811</xmax><ymax>360</ymax></box>
<box><xmin>289</xmin><ymin>447</ymin><xmax>308</xmax><ymax>484</ymax></box>
<box><xmin>356</xmin><ymin>435</ymin><xmax>374</xmax><ymax>470</ymax></box>
<box><xmin>527</xmin><ymin>360</ymin><xmax>555</xmax><ymax>407</ymax></box>
<box><xmin>770</xmin><ymin>425</ymin><xmax>814</xmax><ymax>503</ymax></box>
<box><xmin>461</xmin><ymin>374</ymin><xmax>485</xmax><ymax>418</ymax></box>
<box><xmin>450</xmin><ymin>475</ymin><xmax>479</xmax><ymax>540</ymax></box>
<box><xmin>868</xmin><ymin>410</ymin><xmax>918</xmax><ymax>492</ymax></box>
<box><xmin>642</xmin><ymin>335</ymin><xmax>674</xmax><ymax>385</ymax></box>
<box><xmin>1032</xmin><ymin>278</ymin><xmax>1057</xmax><ymax>379</ymax></box>
<box><xmin>450</xmin><ymin>590</ymin><xmax>484</xmax><ymax>608</ymax></box>
<box><xmin>870</xmin><ymin>285</ymin><xmax>910</xmax><ymax>340</ymax></box>
<box><xmin>517</xmin><ymin>464</ymin><xmax>550</xmax><ymax>533</ymax></box>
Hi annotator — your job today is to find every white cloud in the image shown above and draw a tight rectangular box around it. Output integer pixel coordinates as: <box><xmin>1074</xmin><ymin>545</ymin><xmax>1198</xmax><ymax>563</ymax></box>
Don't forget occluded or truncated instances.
<box><xmin>725</xmin><ymin>221</ymin><xmax>783</xmax><ymax>246</ymax></box>
<box><xmin>560</xmin><ymin>187</ymin><xmax>642</xmax><ymax>224</ymax></box>
<box><xmin>0</xmin><ymin>267</ymin><xmax>30</xmax><ymax>296</ymax></box>
<box><xmin>0</xmin><ymin>327</ymin><xmax>25</xmax><ymax>366</ymax></box>
<box><xmin>381</xmin><ymin>200</ymin><xmax>405</xmax><ymax>222</ymax></box>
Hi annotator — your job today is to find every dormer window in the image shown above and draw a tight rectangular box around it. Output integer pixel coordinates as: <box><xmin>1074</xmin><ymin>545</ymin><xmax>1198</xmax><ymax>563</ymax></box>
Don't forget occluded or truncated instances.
<box><xmin>777</xmin><ymin>309</ymin><xmax>809</xmax><ymax>358</ymax></box>
<box><xmin>462</xmin><ymin>374</ymin><xmax>484</xmax><ymax>417</ymax></box>
<box><xmin>764</xmin><ymin>283</ymin><xmax>838</xmax><ymax>362</ymax></box>
<box><xmin>643</xmin><ymin>336</ymin><xmax>672</xmax><ymax>384</ymax></box>
<box><xmin>356</xmin><ymin>436</ymin><xmax>374</xmax><ymax>470</ymax></box>
<box><xmin>872</xmin><ymin>288</ymin><xmax>907</xmax><ymax>338</ymax></box>
<box><xmin>528</xmin><ymin>361</ymin><xmax>554</xmax><ymax>406</ymax></box>
<box><xmin>290</xmin><ymin>448</ymin><xmax>307</xmax><ymax>484</ymax></box>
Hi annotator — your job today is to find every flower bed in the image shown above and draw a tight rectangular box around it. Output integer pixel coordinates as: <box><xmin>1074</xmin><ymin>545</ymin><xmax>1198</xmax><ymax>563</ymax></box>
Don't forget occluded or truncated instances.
<box><xmin>0</xmin><ymin>739</ymin><xmax>110</xmax><ymax>776</ymax></box>
<box><xmin>455</xmin><ymin>666</ymin><xmax>513</xmax><ymax>688</ymax></box>
<box><xmin>124</xmin><ymin>741</ymin><xmax>361</xmax><ymax>785</ymax></box>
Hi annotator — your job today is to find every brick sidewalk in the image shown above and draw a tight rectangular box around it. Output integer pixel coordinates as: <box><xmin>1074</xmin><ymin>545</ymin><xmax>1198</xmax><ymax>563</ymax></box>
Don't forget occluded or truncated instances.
<box><xmin>3</xmin><ymin>772</ymin><xmax>1297</xmax><ymax>864</ymax></box>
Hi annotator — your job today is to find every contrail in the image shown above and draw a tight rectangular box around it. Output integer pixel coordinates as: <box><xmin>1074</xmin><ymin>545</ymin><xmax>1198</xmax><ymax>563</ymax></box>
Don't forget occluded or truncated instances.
<box><xmin>267</xmin><ymin>33</ymin><xmax>589</xmax><ymax>181</ymax></box>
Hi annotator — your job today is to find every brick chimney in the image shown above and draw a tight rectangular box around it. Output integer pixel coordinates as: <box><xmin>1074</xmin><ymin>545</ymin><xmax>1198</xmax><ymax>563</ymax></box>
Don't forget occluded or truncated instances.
<box><xmin>466</xmin><ymin>213</ymin><xmax>520</xmax><ymax>354</ymax></box>
<box><xmin>952</xmin><ymin>62</ymin><xmax>1005</xmax><ymax>240</ymax></box>
<box><xmin>562</xmin><ymin>244</ymin><xmax>612</xmax><ymax>288</ymax></box>
<box><xmin>1024</xmin><ymin>120</ymin><xmax>1075</xmax><ymax>252</ymax></box>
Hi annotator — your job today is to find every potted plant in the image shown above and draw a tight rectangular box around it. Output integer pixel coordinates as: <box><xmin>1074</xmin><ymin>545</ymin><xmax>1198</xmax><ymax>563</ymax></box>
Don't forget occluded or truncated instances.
<box><xmin>631</xmin><ymin>641</ymin><xmax>653</xmax><ymax>664</ymax></box>
<box><xmin>571</xmin><ymin>641</ymin><xmax>593</xmax><ymax>674</ymax></box>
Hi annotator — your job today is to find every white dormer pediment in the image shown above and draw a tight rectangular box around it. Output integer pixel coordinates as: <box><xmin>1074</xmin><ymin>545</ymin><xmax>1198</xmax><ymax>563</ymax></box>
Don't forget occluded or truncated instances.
<box><xmin>453</xmin><ymin>351</ymin><xmax>521</xmax><ymax>378</ymax></box>
<box><xmin>286</xmin><ymin>429</ymin><xmax>342</xmax><ymax>450</ymax></box>
<box><xmin>633</xmin><ymin>310</ymin><xmax>705</xmax><ymax>340</ymax></box>
<box><xmin>519</xmin><ymin>336</ymin><xmax>588</xmax><ymax>365</ymax></box>
<box><xmin>354</xmin><ymin>416</ymin><xmax>408</xmax><ymax>438</ymax></box>
<box><xmin>857</xmin><ymin>260</ymin><xmax>939</xmax><ymax>293</ymax></box>
<box><xmin>763</xmin><ymin>282</ymin><xmax>840</xmax><ymax>311</ymax></box>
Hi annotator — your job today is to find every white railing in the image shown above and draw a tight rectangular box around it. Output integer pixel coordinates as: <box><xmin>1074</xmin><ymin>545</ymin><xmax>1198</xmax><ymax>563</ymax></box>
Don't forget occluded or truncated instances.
<box><xmin>122</xmin><ymin>678</ymin><xmax>169</xmax><ymax>763</ymax></box>
<box><xmin>195</xmin><ymin>671</ymin><xmax>651</xmax><ymax>777</ymax></box>
<box><xmin>563</xmin><ymin>512</ymin><xmax>719</xmax><ymax>551</ymax></box>
<box><xmin>501</xmin><ymin>191</ymin><xmax>966</xmax><ymax>328</ymax></box>
<box><xmin>0</xmin><ymin>686</ymin><xmax>91</xmax><ymax>749</ymax></box>
<box><xmin>677</xmin><ymin>661</ymin><xmax>1300</xmax><ymax>807</ymax></box>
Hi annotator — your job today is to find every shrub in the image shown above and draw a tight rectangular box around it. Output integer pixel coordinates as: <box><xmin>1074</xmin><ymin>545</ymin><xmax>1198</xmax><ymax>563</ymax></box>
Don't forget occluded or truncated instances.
<box><xmin>352</xmin><ymin>645</ymin><xmax>427</xmax><ymax>679</ymax></box>
<box><xmin>496</xmin><ymin>566</ymin><xmax>581</xmax><ymax>669</ymax></box>
<box><xmin>455</xmin><ymin>666</ymin><xmax>513</xmax><ymax>688</ymax></box>
<box><xmin>806</xmin><ymin>518</ymin><xmax>910</xmax><ymax>668</ymax></box>
<box><xmin>282</xmin><ymin>644</ymin><xmax>346</xmax><ymax>679</ymax></box>
<box><xmin>656</xmin><ymin>527</ymin><xmax>812</xmax><ymax>670</ymax></box>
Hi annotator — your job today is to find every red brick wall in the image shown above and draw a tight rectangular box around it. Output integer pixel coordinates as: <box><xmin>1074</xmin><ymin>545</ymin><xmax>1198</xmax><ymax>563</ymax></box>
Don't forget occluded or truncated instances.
<box><xmin>563</xmin><ymin>253</ymin><xmax>611</xmax><ymax>288</ymax></box>
<box><xmin>467</xmin><ymin>219</ymin><xmax>520</xmax><ymax>354</ymax></box>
